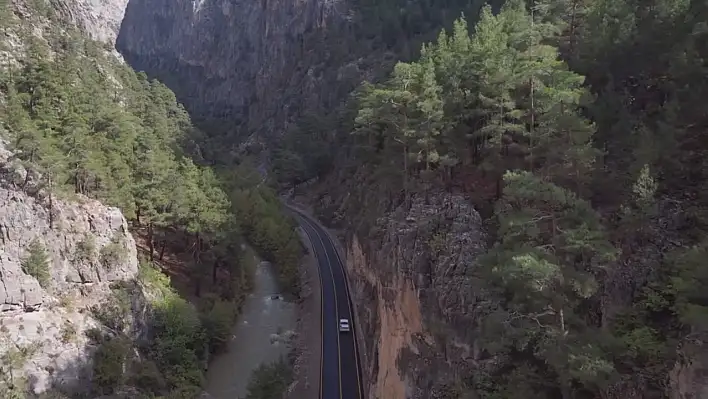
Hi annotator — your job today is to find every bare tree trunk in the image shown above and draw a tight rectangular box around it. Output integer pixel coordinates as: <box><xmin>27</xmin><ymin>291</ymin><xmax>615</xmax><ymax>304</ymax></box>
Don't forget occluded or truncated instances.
<box><xmin>48</xmin><ymin>174</ymin><xmax>54</xmax><ymax>229</ymax></box>
<box><xmin>529</xmin><ymin>3</ymin><xmax>536</xmax><ymax>170</ymax></box>
<box><xmin>159</xmin><ymin>240</ymin><xmax>166</xmax><ymax>261</ymax></box>
<box><xmin>529</xmin><ymin>81</ymin><xmax>535</xmax><ymax>169</ymax></box>
<box><xmin>148</xmin><ymin>222</ymin><xmax>155</xmax><ymax>262</ymax></box>
<box><xmin>194</xmin><ymin>277</ymin><xmax>201</xmax><ymax>297</ymax></box>
<box><xmin>403</xmin><ymin>145</ymin><xmax>409</xmax><ymax>207</ymax></box>
<box><xmin>568</xmin><ymin>0</ymin><xmax>580</xmax><ymax>59</ymax></box>
<box><xmin>22</xmin><ymin>168</ymin><xmax>30</xmax><ymax>189</ymax></box>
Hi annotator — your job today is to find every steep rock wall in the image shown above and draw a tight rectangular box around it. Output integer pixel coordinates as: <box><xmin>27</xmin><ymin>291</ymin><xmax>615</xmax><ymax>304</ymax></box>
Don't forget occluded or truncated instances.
<box><xmin>57</xmin><ymin>0</ymin><xmax>129</xmax><ymax>44</ymax></box>
<box><xmin>0</xmin><ymin>140</ymin><xmax>140</xmax><ymax>394</ymax></box>
<box><xmin>116</xmin><ymin>0</ymin><xmax>351</xmax><ymax>142</ymax></box>
<box><xmin>307</xmin><ymin>181</ymin><xmax>488</xmax><ymax>399</ymax></box>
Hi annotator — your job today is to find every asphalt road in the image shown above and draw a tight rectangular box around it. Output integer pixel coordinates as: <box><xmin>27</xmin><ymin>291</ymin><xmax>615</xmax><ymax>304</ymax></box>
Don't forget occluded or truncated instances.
<box><xmin>288</xmin><ymin>205</ymin><xmax>363</xmax><ymax>399</ymax></box>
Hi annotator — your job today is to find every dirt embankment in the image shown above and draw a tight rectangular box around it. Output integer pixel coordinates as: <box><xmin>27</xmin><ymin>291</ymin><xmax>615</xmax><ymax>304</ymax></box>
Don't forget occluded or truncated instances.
<box><xmin>286</xmin><ymin>210</ymin><xmax>323</xmax><ymax>399</ymax></box>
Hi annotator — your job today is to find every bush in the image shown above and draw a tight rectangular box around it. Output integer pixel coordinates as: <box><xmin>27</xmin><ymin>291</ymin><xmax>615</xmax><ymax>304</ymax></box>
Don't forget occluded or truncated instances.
<box><xmin>100</xmin><ymin>235</ymin><xmax>127</xmax><ymax>269</ymax></box>
<box><xmin>90</xmin><ymin>266</ymin><xmax>209</xmax><ymax>397</ymax></box>
<box><xmin>130</xmin><ymin>359</ymin><xmax>166</xmax><ymax>394</ymax></box>
<box><xmin>201</xmin><ymin>297</ymin><xmax>238</xmax><ymax>354</ymax></box>
<box><xmin>60</xmin><ymin>321</ymin><xmax>77</xmax><ymax>343</ymax></box>
<box><xmin>91</xmin><ymin>285</ymin><xmax>132</xmax><ymax>332</ymax></box>
<box><xmin>232</xmin><ymin>187</ymin><xmax>302</xmax><ymax>296</ymax></box>
<box><xmin>243</xmin><ymin>357</ymin><xmax>294</xmax><ymax>399</ymax></box>
<box><xmin>149</xmin><ymin>290</ymin><xmax>206</xmax><ymax>391</ymax></box>
<box><xmin>74</xmin><ymin>234</ymin><xmax>97</xmax><ymax>263</ymax></box>
<box><xmin>21</xmin><ymin>239</ymin><xmax>51</xmax><ymax>288</ymax></box>
<box><xmin>91</xmin><ymin>335</ymin><xmax>132</xmax><ymax>395</ymax></box>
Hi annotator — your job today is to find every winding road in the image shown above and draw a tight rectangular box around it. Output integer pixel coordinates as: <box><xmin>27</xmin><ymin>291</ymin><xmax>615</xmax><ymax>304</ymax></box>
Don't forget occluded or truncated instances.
<box><xmin>287</xmin><ymin>205</ymin><xmax>364</xmax><ymax>399</ymax></box>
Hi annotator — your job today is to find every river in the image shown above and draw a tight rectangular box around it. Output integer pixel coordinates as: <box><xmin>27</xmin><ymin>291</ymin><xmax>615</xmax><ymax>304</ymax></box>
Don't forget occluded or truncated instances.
<box><xmin>204</xmin><ymin>255</ymin><xmax>297</xmax><ymax>398</ymax></box>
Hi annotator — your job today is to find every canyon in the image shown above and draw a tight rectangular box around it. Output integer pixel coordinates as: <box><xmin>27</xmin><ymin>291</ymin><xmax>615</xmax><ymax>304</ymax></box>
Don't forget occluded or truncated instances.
<box><xmin>116</xmin><ymin>0</ymin><xmax>506</xmax><ymax>396</ymax></box>
<box><xmin>113</xmin><ymin>0</ymin><xmax>708</xmax><ymax>398</ymax></box>
<box><xmin>1</xmin><ymin>0</ymin><xmax>707</xmax><ymax>397</ymax></box>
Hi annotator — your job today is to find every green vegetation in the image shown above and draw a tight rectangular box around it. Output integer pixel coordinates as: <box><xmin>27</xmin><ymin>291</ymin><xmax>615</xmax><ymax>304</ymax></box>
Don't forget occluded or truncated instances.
<box><xmin>0</xmin><ymin>338</ymin><xmax>42</xmax><ymax>399</ymax></box>
<box><xmin>274</xmin><ymin>0</ymin><xmax>708</xmax><ymax>397</ymax></box>
<box><xmin>21</xmin><ymin>239</ymin><xmax>51</xmax><ymax>288</ymax></box>
<box><xmin>74</xmin><ymin>234</ymin><xmax>97</xmax><ymax>263</ymax></box>
<box><xmin>91</xmin><ymin>281</ymin><xmax>133</xmax><ymax>332</ymax></box>
<box><xmin>88</xmin><ymin>264</ymin><xmax>235</xmax><ymax>397</ymax></box>
<box><xmin>99</xmin><ymin>235</ymin><xmax>127</xmax><ymax>269</ymax></box>
<box><xmin>227</xmin><ymin>169</ymin><xmax>302</xmax><ymax>295</ymax></box>
<box><xmin>0</xmin><ymin>1</ymin><xmax>303</xmax><ymax>397</ymax></box>
<box><xmin>351</xmin><ymin>0</ymin><xmax>504</xmax><ymax>58</ymax></box>
<box><xmin>0</xmin><ymin>20</ymin><xmax>302</xmax><ymax>298</ymax></box>
<box><xmin>90</xmin><ymin>333</ymin><xmax>134</xmax><ymax>394</ymax></box>
<box><xmin>60</xmin><ymin>321</ymin><xmax>77</xmax><ymax>343</ymax></box>
<box><xmin>243</xmin><ymin>357</ymin><xmax>294</xmax><ymax>399</ymax></box>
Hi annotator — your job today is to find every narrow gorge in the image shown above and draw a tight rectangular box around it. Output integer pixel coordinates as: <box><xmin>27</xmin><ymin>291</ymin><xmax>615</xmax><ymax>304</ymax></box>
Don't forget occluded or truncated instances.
<box><xmin>116</xmin><ymin>0</ymin><xmax>503</xmax><ymax>396</ymax></box>
<box><xmin>115</xmin><ymin>0</ymin><xmax>708</xmax><ymax>398</ymax></box>
<box><xmin>0</xmin><ymin>0</ymin><xmax>303</xmax><ymax>397</ymax></box>
<box><xmin>1</xmin><ymin>0</ymin><xmax>708</xmax><ymax>398</ymax></box>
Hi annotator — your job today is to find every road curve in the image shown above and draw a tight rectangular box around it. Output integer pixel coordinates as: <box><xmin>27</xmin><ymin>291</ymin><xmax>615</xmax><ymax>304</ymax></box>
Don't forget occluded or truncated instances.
<box><xmin>287</xmin><ymin>205</ymin><xmax>363</xmax><ymax>399</ymax></box>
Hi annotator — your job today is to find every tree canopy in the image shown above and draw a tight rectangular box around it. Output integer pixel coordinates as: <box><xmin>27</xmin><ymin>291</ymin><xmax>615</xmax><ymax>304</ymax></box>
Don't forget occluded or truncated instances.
<box><xmin>342</xmin><ymin>0</ymin><xmax>708</xmax><ymax>396</ymax></box>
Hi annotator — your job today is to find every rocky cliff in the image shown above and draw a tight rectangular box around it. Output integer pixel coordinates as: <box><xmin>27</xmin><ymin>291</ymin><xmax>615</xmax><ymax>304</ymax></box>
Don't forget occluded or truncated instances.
<box><xmin>114</xmin><ymin>0</ymin><xmax>708</xmax><ymax>398</ymax></box>
<box><xmin>0</xmin><ymin>139</ymin><xmax>140</xmax><ymax>394</ymax></box>
<box><xmin>346</xmin><ymin>194</ymin><xmax>486</xmax><ymax>399</ymax></box>
<box><xmin>117</xmin><ymin>0</ymin><xmax>345</xmax><ymax>143</ymax></box>
<box><xmin>0</xmin><ymin>1</ymin><xmax>142</xmax><ymax>393</ymax></box>
<box><xmin>116</xmin><ymin>0</ymin><xmax>478</xmax><ymax>154</ymax></box>
<box><xmin>56</xmin><ymin>0</ymin><xmax>129</xmax><ymax>45</ymax></box>
<box><xmin>294</xmin><ymin>162</ymin><xmax>491</xmax><ymax>399</ymax></box>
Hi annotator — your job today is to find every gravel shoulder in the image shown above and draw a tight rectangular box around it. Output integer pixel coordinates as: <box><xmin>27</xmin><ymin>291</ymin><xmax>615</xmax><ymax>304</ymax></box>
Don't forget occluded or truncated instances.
<box><xmin>286</xmin><ymin>225</ymin><xmax>322</xmax><ymax>399</ymax></box>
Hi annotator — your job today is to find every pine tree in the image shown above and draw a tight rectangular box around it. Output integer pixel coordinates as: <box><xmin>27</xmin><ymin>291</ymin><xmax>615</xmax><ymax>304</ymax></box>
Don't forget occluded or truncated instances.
<box><xmin>354</xmin><ymin>64</ymin><xmax>419</xmax><ymax>200</ymax></box>
<box><xmin>482</xmin><ymin>170</ymin><xmax>617</xmax><ymax>397</ymax></box>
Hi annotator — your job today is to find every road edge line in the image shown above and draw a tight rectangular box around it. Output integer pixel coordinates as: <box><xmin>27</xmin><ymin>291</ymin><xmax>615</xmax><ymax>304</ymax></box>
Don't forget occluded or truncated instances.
<box><xmin>291</xmin><ymin>213</ymin><xmax>324</xmax><ymax>399</ymax></box>
<box><xmin>301</xmin><ymin>214</ymin><xmax>344</xmax><ymax>399</ymax></box>
<box><xmin>284</xmin><ymin>200</ymin><xmax>366</xmax><ymax>399</ymax></box>
<box><xmin>321</xmin><ymin>227</ymin><xmax>364</xmax><ymax>399</ymax></box>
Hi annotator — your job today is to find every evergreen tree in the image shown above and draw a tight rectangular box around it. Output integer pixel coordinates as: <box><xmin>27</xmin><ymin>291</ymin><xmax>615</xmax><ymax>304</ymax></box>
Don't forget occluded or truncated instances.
<box><xmin>481</xmin><ymin>170</ymin><xmax>617</xmax><ymax>396</ymax></box>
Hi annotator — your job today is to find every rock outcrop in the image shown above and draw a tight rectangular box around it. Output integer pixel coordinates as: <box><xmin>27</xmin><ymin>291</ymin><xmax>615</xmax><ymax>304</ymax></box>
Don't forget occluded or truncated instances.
<box><xmin>0</xmin><ymin>139</ymin><xmax>139</xmax><ymax>393</ymax></box>
<box><xmin>55</xmin><ymin>0</ymin><xmax>130</xmax><ymax>45</ymax></box>
<box><xmin>117</xmin><ymin>0</ymin><xmax>341</xmax><ymax>140</ymax></box>
<box><xmin>300</xmin><ymin>179</ymin><xmax>488</xmax><ymax>399</ymax></box>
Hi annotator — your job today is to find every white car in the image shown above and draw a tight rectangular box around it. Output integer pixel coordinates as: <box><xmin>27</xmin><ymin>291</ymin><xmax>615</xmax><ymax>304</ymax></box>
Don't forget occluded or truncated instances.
<box><xmin>339</xmin><ymin>318</ymin><xmax>351</xmax><ymax>332</ymax></box>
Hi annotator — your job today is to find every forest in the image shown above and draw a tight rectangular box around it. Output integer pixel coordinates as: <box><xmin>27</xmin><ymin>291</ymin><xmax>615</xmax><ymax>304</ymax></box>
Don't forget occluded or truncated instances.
<box><xmin>0</xmin><ymin>4</ymin><xmax>301</xmax><ymax>397</ymax></box>
<box><xmin>2</xmin><ymin>0</ymin><xmax>707</xmax><ymax>396</ymax></box>
<box><xmin>340</xmin><ymin>0</ymin><xmax>708</xmax><ymax>397</ymax></box>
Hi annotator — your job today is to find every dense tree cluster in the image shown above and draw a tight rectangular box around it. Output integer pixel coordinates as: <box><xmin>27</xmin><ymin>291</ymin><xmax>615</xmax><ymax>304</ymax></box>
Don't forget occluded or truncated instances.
<box><xmin>0</xmin><ymin>5</ymin><xmax>302</xmax><ymax>397</ymax></box>
<box><xmin>347</xmin><ymin>0</ymin><xmax>708</xmax><ymax>396</ymax></box>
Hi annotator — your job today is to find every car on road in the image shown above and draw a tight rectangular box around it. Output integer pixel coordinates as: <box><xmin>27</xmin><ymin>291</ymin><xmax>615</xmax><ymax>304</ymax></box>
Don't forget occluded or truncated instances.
<box><xmin>339</xmin><ymin>318</ymin><xmax>351</xmax><ymax>332</ymax></box>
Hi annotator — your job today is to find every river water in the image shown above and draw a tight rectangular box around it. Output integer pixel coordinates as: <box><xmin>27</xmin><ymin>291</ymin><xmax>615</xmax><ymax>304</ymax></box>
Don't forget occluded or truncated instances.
<box><xmin>204</xmin><ymin>257</ymin><xmax>297</xmax><ymax>398</ymax></box>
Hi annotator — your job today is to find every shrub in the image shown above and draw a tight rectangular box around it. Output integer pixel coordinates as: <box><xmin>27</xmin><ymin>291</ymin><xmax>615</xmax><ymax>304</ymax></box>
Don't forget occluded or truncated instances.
<box><xmin>21</xmin><ymin>239</ymin><xmax>51</xmax><ymax>288</ymax></box>
<box><xmin>232</xmin><ymin>188</ymin><xmax>302</xmax><ymax>295</ymax></box>
<box><xmin>60</xmin><ymin>321</ymin><xmax>77</xmax><ymax>343</ymax></box>
<box><xmin>129</xmin><ymin>359</ymin><xmax>166</xmax><ymax>394</ymax></box>
<box><xmin>243</xmin><ymin>357</ymin><xmax>294</xmax><ymax>399</ymax></box>
<box><xmin>201</xmin><ymin>298</ymin><xmax>238</xmax><ymax>354</ymax></box>
<box><xmin>91</xmin><ymin>286</ymin><xmax>131</xmax><ymax>332</ymax></box>
<box><xmin>74</xmin><ymin>234</ymin><xmax>97</xmax><ymax>263</ymax></box>
<box><xmin>149</xmin><ymin>294</ymin><xmax>206</xmax><ymax>391</ymax></box>
<box><xmin>91</xmin><ymin>335</ymin><xmax>132</xmax><ymax>394</ymax></box>
<box><xmin>99</xmin><ymin>235</ymin><xmax>126</xmax><ymax>269</ymax></box>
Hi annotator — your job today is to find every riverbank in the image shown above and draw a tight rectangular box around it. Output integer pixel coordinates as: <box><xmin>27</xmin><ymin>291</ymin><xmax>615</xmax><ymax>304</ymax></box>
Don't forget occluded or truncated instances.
<box><xmin>204</xmin><ymin>248</ymin><xmax>297</xmax><ymax>398</ymax></box>
<box><xmin>285</xmin><ymin>225</ymin><xmax>323</xmax><ymax>399</ymax></box>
